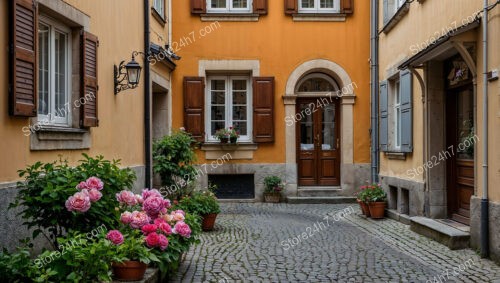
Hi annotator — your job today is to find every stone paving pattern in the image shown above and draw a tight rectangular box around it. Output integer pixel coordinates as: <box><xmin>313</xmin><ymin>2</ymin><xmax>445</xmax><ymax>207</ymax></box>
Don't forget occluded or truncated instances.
<box><xmin>171</xmin><ymin>203</ymin><xmax>500</xmax><ymax>283</ymax></box>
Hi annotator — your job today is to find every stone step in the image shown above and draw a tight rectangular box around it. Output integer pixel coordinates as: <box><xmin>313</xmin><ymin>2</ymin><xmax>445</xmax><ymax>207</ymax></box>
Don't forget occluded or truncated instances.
<box><xmin>297</xmin><ymin>186</ymin><xmax>343</xmax><ymax>197</ymax></box>
<box><xmin>410</xmin><ymin>216</ymin><xmax>470</xmax><ymax>250</ymax></box>
<box><xmin>287</xmin><ymin>196</ymin><xmax>357</xmax><ymax>204</ymax></box>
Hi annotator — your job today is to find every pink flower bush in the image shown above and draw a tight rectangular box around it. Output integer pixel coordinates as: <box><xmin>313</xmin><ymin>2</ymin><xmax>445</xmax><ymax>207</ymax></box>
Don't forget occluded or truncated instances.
<box><xmin>135</xmin><ymin>194</ymin><xmax>144</xmax><ymax>204</ymax></box>
<box><xmin>145</xmin><ymin>232</ymin><xmax>160</xmax><ymax>248</ymax></box>
<box><xmin>86</xmin><ymin>177</ymin><xmax>104</xmax><ymax>191</ymax></box>
<box><xmin>76</xmin><ymin>181</ymin><xmax>88</xmax><ymax>190</ymax></box>
<box><xmin>116</xmin><ymin>190</ymin><xmax>137</xmax><ymax>206</ymax></box>
<box><xmin>129</xmin><ymin>211</ymin><xmax>151</xmax><ymax>229</ymax></box>
<box><xmin>87</xmin><ymin>189</ymin><xmax>102</xmax><ymax>203</ymax></box>
<box><xmin>142</xmin><ymin>189</ymin><xmax>162</xmax><ymax>200</ymax></box>
<box><xmin>65</xmin><ymin>190</ymin><xmax>91</xmax><ymax>213</ymax></box>
<box><xmin>106</xmin><ymin>230</ymin><xmax>124</xmax><ymax>245</ymax></box>
<box><xmin>120</xmin><ymin>211</ymin><xmax>133</xmax><ymax>224</ymax></box>
<box><xmin>158</xmin><ymin>222</ymin><xmax>172</xmax><ymax>236</ymax></box>
<box><xmin>141</xmin><ymin>224</ymin><xmax>158</xmax><ymax>235</ymax></box>
<box><xmin>142</xmin><ymin>196</ymin><xmax>166</xmax><ymax>218</ymax></box>
<box><xmin>172</xmin><ymin>211</ymin><xmax>185</xmax><ymax>222</ymax></box>
<box><xmin>173</xmin><ymin>221</ymin><xmax>191</xmax><ymax>238</ymax></box>
<box><xmin>158</xmin><ymin>234</ymin><xmax>169</xmax><ymax>250</ymax></box>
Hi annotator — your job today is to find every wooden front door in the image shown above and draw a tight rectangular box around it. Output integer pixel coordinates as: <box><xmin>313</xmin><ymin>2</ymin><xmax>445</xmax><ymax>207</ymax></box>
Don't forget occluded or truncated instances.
<box><xmin>297</xmin><ymin>98</ymin><xmax>340</xmax><ymax>186</ymax></box>
<box><xmin>446</xmin><ymin>87</ymin><xmax>475</xmax><ymax>225</ymax></box>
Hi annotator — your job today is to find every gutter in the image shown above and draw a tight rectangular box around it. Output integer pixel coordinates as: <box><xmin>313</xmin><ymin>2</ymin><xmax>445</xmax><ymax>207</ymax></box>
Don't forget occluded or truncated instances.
<box><xmin>370</xmin><ymin>0</ymin><xmax>379</xmax><ymax>182</ymax></box>
<box><xmin>144</xmin><ymin>0</ymin><xmax>152</xmax><ymax>188</ymax></box>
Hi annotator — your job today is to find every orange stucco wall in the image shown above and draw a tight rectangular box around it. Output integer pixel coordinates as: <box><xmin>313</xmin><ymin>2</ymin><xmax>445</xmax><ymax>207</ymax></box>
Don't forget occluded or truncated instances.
<box><xmin>171</xmin><ymin>1</ymin><xmax>371</xmax><ymax>164</ymax></box>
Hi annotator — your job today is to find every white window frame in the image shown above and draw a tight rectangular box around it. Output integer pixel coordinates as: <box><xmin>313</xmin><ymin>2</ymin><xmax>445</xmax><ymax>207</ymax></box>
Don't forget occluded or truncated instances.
<box><xmin>38</xmin><ymin>15</ymin><xmax>72</xmax><ymax>127</ymax></box>
<box><xmin>206</xmin><ymin>75</ymin><xmax>252</xmax><ymax>142</ymax></box>
<box><xmin>393</xmin><ymin>79</ymin><xmax>401</xmax><ymax>150</ymax></box>
<box><xmin>298</xmin><ymin>0</ymin><xmax>340</xmax><ymax>13</ymax></box>
<box><xmin>207</xmin><ymin>0</ymin><xmax>253</xmax><ymax>13</ymax></box>
<box><xmin>153</xmin><ymin>0</ymin><xmax>165</xmax><ymax>17</ymax></box>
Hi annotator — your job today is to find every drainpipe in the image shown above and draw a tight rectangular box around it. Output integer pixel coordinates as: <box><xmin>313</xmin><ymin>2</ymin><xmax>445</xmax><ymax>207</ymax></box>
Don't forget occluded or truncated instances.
<box><xmin>370</xmin><ymin>0</ymin><xmax>380</xmax><ymax>182</ymax></box>
<box><xmin>144</xmin><ymin>0</ymin><xmax>152</xmax><ymax>188</ymax></box>
<box><xmin>480</xmin><ymin>0</ymin><xmax>489</xmax><ymax>258</ymax></box>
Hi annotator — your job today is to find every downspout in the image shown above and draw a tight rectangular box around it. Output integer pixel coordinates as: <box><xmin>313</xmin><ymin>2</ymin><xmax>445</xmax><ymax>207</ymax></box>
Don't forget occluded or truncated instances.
<box><xmin>370</xmin><ymin>0</ymin><xmax>380</xmax><ymax>182</ymax></box>
<box><xmin>168</xmin><ymin>0</ymin><xmax>173</xmax><ymax>134</ymax></box>
<box><xmin>481</xmin><ymin>0</ymin><xmax>489</xmax><ymax>258</ymax></box>
<box><xmin>144</xmin><ymin>0</ymin><xmax>152</xmax><ymax>188</ymax></box>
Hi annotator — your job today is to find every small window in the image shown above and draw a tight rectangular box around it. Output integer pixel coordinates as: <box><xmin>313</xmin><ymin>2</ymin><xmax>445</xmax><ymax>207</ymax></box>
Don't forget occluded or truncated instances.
<box><xmin>208</xmin><ymin>0</ymin><xmax>252</xmax><ymax>13</ymax></box>
<box><xmin>38</xmin><ymin>16</ymin><xmax>72</xmax><ymax>127</ymax></box>
<box><xmin>298</xmin><ymin>0</ymin><xmax>340</xmax><ymax>13</ymax></box>
<box><xmin>153</xmin><ymin>0</ymin><xmax>165</xmax><ymax>17</ymax></box>
<box><xmin>206</xmin><ymin>76</ymin><xmax>252</xmax><ymax>142</ymax></box>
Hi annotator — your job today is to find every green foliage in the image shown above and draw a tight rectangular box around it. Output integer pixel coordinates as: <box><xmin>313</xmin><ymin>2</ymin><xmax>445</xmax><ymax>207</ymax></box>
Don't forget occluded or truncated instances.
<box><xmin>153</xmin><ymin>131</ymin><xmax>197</xmax><ymax>191</ymax></box>
<box><xmin>10</xmin><ymin>154</ymin><xmax>136</xmax><ymax>248</ymax></box>
<box><xmin>107</xmin><ymin>230</ymin><xmax>159</xmax><ymax>265</ymax></box>
<box><xmin>174</xmin><ymin>190</ymin><xmax>221</xmax><ymax>216</ymax></box>
<box><xmin>263</xmin><ymin>176</ymin><xmax>285</xmax><ymax>194</ymax></box>
<box><xmin>356</xmin><ymin>183</ymin><xmax>387</xmax><ymax>202</ymax></box>
<box><xmin>0</xmin><ymin>244</ymin><xmax>57</xmax><ymax>283</ymax></box>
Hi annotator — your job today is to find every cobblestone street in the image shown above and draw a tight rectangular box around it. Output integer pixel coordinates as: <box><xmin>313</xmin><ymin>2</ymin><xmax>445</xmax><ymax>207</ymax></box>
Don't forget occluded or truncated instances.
<box><xmin>172</xmin><ymin>203</ymin><xmax>500</xmax><ymax>283</ymax></box>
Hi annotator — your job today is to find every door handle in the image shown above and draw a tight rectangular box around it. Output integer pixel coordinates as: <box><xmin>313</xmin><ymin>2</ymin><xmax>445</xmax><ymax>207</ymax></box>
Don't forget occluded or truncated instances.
<box><xmin>316</xmin><ymin>134</ymin><xmax>320</xmax><ymax>147</ymax></box>
<box><xmin>337</xmin><ymin>138</ymin><xmax>340</xmax><ymax>149</ymax></box>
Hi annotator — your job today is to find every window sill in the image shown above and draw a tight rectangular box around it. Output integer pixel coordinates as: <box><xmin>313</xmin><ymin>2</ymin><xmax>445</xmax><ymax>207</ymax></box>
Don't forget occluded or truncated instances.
<box><xmin>30</xmin><ymin>126</ymin><xmax>91</xmax><ymax>151</ymax></box>
<box><xmin>292</xmin><ymin>13</ymin><xmax>346</xmax><ymax>22</ymax></box>
<box><xmin>201</xmin><ymin>142</ymin><xmax>258</xmax><ymax>160</ymax></box>
<box><xmin>151</xmin><ymin>7</ymin><xmax>166</xmax><ymax>26</ymax></box>
<box><xmin>385</xmin><ymin>152</ymin><xmax>407</xmax><ymax>160</ymax></box>
<box><xmin>382</xmin><ymin>2</ymin><xmax>410</xmax><ymax>34</ymax></box>
<box><xmin>200</xmin><ymin>13</ymin><xmax>259</xmax><ymax>22</ymax></box>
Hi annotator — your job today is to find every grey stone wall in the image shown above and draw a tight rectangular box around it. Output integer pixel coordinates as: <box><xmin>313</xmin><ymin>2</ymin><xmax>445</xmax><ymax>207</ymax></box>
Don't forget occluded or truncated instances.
<box><xmin>380</xmin><ymin>175</ymin><xmax>426</xmax><ymax>217</ymax></box>
<box><xmin>470</xmin><ymin>196</ymin><xmax>500</xmax><ymax>264</ymax></box>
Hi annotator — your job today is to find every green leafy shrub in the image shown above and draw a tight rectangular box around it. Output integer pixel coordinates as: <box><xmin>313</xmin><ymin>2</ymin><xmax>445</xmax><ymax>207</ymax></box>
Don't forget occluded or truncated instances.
<box><xmin>173</xmin><ymin>190</ymin><xmax>221</xmax><ymax>216</ymax></box>
<box><xmin>263</xmin><ymin>176</ymin><xmax>285</xmax><ymax>194</ymax></box>
<box><xmin>10</xmin><ymin>154</ymin><xmax>136</xmax><ymax>248</ymax></box>
<box><xmin>356</xmin><ymin>183</ymin><xmax>387</xmax><ymax>202</ymax></box>
<box><xmin>0</xmin><ymin>244</ymin><xmax>56</xmax><ymax>283</ymax></box>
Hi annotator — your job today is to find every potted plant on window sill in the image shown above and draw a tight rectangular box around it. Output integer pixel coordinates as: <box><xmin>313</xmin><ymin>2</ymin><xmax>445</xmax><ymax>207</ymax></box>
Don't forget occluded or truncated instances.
<box><xmin>214</xmin><ymin>128</ymin><xmax>230</xmax><ymax>144</ymax></box>
<box><xmin>263</xmin><ymin>176</ymin><xmax>285</xmax><ymax>203</ymax></box>
<box><xmin>228</xmin><ymin>127</ymin><xmax>239</xmax><ymax>144</ymax></box>
<box><xmin>366</xmin><ymin>183</ymin><xmax>387</xmax><ymax>219</ymax></box>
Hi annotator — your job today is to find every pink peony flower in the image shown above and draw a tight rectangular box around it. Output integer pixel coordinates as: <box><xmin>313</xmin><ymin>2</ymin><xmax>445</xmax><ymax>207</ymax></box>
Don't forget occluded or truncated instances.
<box><xmin>145</xmin><ymin>232</ymin><xmax>160</xmax><ymax>248</ymax></box>
<box><xmin>76</xmin><ymin>181</ymin><xmax>88</xmax><ymax>190</ymax></box>
<box><xmin>130</xmin><ymin>211</ymin><xmax>151</xmax><ymax>229</ymax></box>
<box><xmin>135</xmin><ymin>194</ymin><xmax>144</xmax><ymax>204</ymax></box>
<box><xmin>120</xmin><ymin>211</ymin><xmax>133</xmax><ymax>224</ymax></box>
<box><xmin>173</xmin><ymin>222</ymin><xmax>191</xmax><ymax>238</ymax></box>
<box><xmin>65</xmin><ymin>190</ymin><xmax>91</xmax><ymax>213</ymax></box>
<box><xmin>142</xmin><ymin>196</ymin><xmax>165</xmax><ymax>218</ymax></box>
<box><xmin>142</xmin><ymin>189</ymin><xmax>162</xmax><ymax>200</ymax></box>
<box><xmin>141</xmin><ymin>224</ymin><xmax>158</xmax><ymax>235</ymax></box>
<box><xmin>163</xmin><ymin>199</ymin><xmax>172</xmax><ymax>209</ymax></box>
<box><xmin>86</xmin><ymin>177</ymin><xmax>104</xmax><ymax>191</ymax></box>
<box><xmin>87</xmin><ymin>189</ymin><xmax>102</xmax><ymax>203</ymax></box>
<box><xmin>158</xmin><ymin>222</ymin><xmax>172</xmax><ymax>236</ymax></box>
<box><xmin>116</xmin><ymin>190</ymin><xmax>137</xmax><ymax>206</ymax></box>
<box><xmin>172</xmin><ymin>212</ymin><xmax>185</xmax><ymax>222</ymax></box>
<box><xmin>173</xmin><ymin>210</ymin><xmax>185</xmax><ymax>216</ymax></box>
<box><xmin>106</xmin><ymin>230</ymin><xmax>124</xmax><ymax>245</ymax></box>
<box><xmin>158</xmin><ymin>234</ymin><xmax>169</xmax><ymax>250</ymax></box>
<box><xmin>161</xmin><ymin>214</ymin><xmax>174</xmax><ymax>223</ymax></box>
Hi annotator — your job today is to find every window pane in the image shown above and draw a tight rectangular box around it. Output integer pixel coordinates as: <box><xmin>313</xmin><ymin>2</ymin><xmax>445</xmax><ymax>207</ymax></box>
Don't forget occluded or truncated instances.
<box><xmin>301</xmin><ymin>0</ymin><xmax>315</xmax><ymax>8</ymax></box>
<box><xmin>299</xmin><ymin>103</ymin><xmax>315</xmax><ymax>150</ymax></box>
<box><xmin>38</xmin><ymin>23</ymin><xmax>49</xmax><ymax>116</ymax></box>
<box><xmin>232</xmin><ymin>80</ymin><xmax>246</xmax><ymax>91</ymax></box>
<box><xmin>211</xmin><ymin>121</ymin><xmax>226</xmax><ymax>135</ymax></box>
<box><xmin>320</xmin><ymin>0</ymin><xmax>334</xmax><ymax>8</ymax></box>
<box><xmin>233</xmin><ymin>91</ymin><xmax>246</xmax><ymax>105</ymax></box>
<box><xmin>211</xmin><ymin>0</ymin><xmax>226</xmax><ymax>8</ymax></box>
<box><xmin>322</xmin><ymin>104</ymin><xmax>336</xmax><ymax>150</ymax></box>
<box><xmin>298</xmin><ymin>77</ymin><xmax>336</xmax><ymax>92</ymax></box>
<box><xmin>54</xmin><ymin>31</ymin><xmax>67</xmax><ymax>118</ymax></box>
<box><xmin>232</xmin><ymin>0</ymin><xmax>248</xmax><ymax>8</ymax></box>
<box><xmin>233</xmin><ymin>106</ymin><xmax>247</xmax><ymax>120</ymax></box>
<box><xmin>211</xmin><ymin>91</ymin><xmax>225</xmax><ymax>104</ymax></box>
<box><xmin>232</xmin><ymin>122</ymin><xmax>247</xmax><ymax>136</ymax></box>
<box><xmin>211</xmin><ymin>106</ymin><xmax>225</xmax><ymax>120</ymax></box>
<box><xmin>211</xmin><ymin>80</ymin><xmax>225</xmax><ymax>90</ymax></box>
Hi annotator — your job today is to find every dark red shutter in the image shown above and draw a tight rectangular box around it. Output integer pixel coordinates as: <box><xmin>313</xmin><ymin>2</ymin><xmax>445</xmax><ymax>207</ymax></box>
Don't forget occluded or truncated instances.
<box><xmin>191</xmin><ymin>0</ymin><xmax>206</xmax><ymax>14</ymax></box>
<box><xmin>81</xmin><ymin>31</ymin><xmax>99</xmax><ymax>127</ymax></box>
<box><xmin>184</xmin><ymin>77</ymin><xmax>205</xmax><ymax>142</ymax></box>
<box><xmin>341</xmin><ymin>0</ymin><xmax>354</xmax><ymax>14</ymax></box>
<box><xmin>9</xmin><ymin>0</ymin><xmax>37</xmax><ymax>117</ymax></box>
<box><xmin>284</xmin><ymin>0</ymin><xmax>297</xmax><ymax>15</ymax></box>
<box><xmin>253</xmin><ymin>0</ymin><xmax>268</xmax><ymax>14</ymax></box>
<box><xmin>253</xmin><ymin>77</ymin><xmax>274</xmax><ymax>143</ymax></box>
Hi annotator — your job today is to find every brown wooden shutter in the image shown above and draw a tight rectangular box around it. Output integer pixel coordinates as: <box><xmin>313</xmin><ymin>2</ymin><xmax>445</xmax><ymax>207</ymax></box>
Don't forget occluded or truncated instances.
<box><xmin>191</xmin><ymin>0</ymin><xmax>206</xmax><ymax>14</ymax></box>
<box><xmin>253</xmin><ymin>77</ymin><xmax>274</xmax><ymax>143</ymax></box>
<box><xmin>284</xmin><ymin>0</ymin><xmax>297</xmax><ymax>15</ymax></box>
<box><xmin>341</xmin><ymin>0</ymin><xmax>354</xmax><ymax>14</ymax></box>
<box><xmin>184</xmin><ymin>77</ymin><xmax>205</xmax><ymax>142</ymax></box>
<box><xmin>81</xmin><ymin>31</ymin><xmax>99</xmax><ymax>127</ymax></box>
<box><xmin>253</xmin><ymin>0</ymin><xmax>268</xmax><ymax>14</ymax></box>
<box><xmin>9</xmin><ymin>0</ymin><xmax>37</xmax><ymax>117</ymax></box>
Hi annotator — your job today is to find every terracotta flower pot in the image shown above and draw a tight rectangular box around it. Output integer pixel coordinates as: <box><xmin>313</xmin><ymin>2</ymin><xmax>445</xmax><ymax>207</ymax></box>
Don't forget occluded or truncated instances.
<box><xmin>202</xmin><ymin>213</ymin><xmax>218</xmax><ymax>231</ymax></box>
<box><xmin>112</xmin><ymin>261</ymin><xmax>147</xmax><ymax>281</ymax></box>
<box><xmin>360</xmin><ymin>200</ymin><xmax>371</xmax><ymax>217</ymax></box>
<box><xmin>264</xmin><ymin>192</ymin><xmax>281</xmax><ymax>203</ymax></box>
<box><xmin>368</xmin><ymin>201</ymin><xmax>386</xmax><ymax>219</ymax></box>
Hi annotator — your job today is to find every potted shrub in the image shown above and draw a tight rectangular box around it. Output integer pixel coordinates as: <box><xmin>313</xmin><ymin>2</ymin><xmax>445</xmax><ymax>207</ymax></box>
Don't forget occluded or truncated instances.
<box><xmin>355</xmin><ymin>186</ymin><xmax>372</xmax><ymax>217</ymax></box>
<box><xmin>366</xmin><ymin>183</ymin><xmax>387</xmax><ymax>219</ymax></box>
<box><xmin>213</xmin><ymin>128</ymin><xmax>230</xmax><ymax>143</ymax></box>
<box><xmin>174</xmin><ymin>189</ymin><xmax>221</xmax><ymax>231</ymax></box>
<box><xmin>263</xmin><ymin>176</ymin><xmax>285</xmax><ymax>203</ymax></box>
<box><xmin>228</xmin><ymin>127</ymin><xmax>240</xmax><ymax>143</ymax></box>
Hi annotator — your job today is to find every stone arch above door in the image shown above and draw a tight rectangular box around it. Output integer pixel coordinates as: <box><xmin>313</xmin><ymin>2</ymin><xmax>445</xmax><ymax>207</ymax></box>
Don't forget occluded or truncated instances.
<box><xmin>283</xmin><ymin>59</ymin><xmax>356</xmax><ymax>192</ymax></box>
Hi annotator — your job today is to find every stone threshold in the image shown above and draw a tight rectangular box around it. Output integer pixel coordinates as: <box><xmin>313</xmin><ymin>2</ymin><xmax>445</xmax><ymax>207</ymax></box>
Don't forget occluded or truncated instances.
<box><xmin>409</xmin><ymin>216</ymin><xmax>470</xmax><ymax>250</ymax></box>
<box><xmin>386</xmin><ymin>209</ymin><xmax>412</xmax><ymax>225</ymax></box>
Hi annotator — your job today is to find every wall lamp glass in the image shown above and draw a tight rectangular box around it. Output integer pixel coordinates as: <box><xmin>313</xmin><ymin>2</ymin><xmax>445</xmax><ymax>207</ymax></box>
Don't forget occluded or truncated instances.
<box><xmin>114</xmin><ymin>51</ymin><xmax>143</xmax><ymax>95</ymax></box>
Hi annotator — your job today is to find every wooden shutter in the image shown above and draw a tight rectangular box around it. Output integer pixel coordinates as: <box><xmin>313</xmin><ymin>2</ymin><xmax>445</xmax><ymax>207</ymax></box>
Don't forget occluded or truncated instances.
<box><xmin>341</xmin><ymin>0</ymin><xmax>354</xmax><ymax>14</ymax></box>
<box><xmin>191</xmin><ymin>0</ymin><xmax>206</xmax><ymax>14</ymax></box>
<box><xmin>81</xmin><ymin>31</ymin><xmax>99</xmax><ymax>127</ymax></box>
<box><xmin>284</xmin><ymin>0</ymin><xmax>297</xmax><ymax>15</ymax></box>
<box><xmin>184</xmin><ymin>77</ymin><xmax>205</xmax><ymax>142</ymax></box>
<box><xmin>253</xmin><ymin>77</ymin><xmax>274</xmax><ymax>143</ymax></box>
<box><xmin>379</xmin><ymin>80</ymin><xmax>388</xmax><ymax>152</ymax></box>
<box><xmin>253</xmin><ymin>0</ymin><xmax>268</xmax><ymax>14</ymax></box>
<box><xmin>400</xmin><ymin>69</ymin><xmax>413</xmax><ymax>153</ymax></box>
<box><xmin>9</xmin><ymin>0</ymin><xmax>37</xmax><ymax>117</ymax></box>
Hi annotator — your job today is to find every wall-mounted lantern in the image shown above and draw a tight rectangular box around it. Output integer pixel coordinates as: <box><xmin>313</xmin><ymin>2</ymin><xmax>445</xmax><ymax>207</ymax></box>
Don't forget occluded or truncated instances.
<box><xmin>114</xmin><ymin>52</ymin><xmax>143</xmax><ymax>95</ymax></box>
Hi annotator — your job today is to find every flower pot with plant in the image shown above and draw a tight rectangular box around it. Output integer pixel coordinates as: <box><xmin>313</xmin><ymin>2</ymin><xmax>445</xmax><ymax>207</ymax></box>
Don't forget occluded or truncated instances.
<box><xmin>366</xmin><ymin>183</ymin><xmax>387</xmax><ymax>219</ymax></box>
<box><xmin>354</xmin><ymin>184</ymin><xmax>374</xmax><ymax>217</ymax></box>
<box><xmin>263</xmin><ymin>176</ymin><xmax>285</xmax><ymax>203</ymax></box>
<box><xmin>173</xmin><ymin>186</ymin><xmax>221</xmax><ymax>231</ymax></box>
<box><xmin>228</xmin><ymin>127</ymin><xmax>240</xmax><ymax>143</ymax></box>
<box><xmin>214</xmin><ymin>128</ymin><xmax>230</xmax><ymax>143</ymax></box>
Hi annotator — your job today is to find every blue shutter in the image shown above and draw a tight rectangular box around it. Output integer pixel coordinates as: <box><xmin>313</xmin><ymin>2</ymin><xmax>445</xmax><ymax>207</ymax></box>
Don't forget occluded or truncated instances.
<box><xmin>400</xmin><ymin>69</ymin><xmax>413</xmax><ymax>153</ymax></box>
<box><xmin>379</xmin><ymin>81</ymin><xmax>388</xmax><ymax>152</ymax></box>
